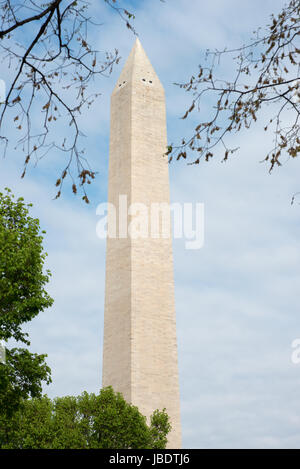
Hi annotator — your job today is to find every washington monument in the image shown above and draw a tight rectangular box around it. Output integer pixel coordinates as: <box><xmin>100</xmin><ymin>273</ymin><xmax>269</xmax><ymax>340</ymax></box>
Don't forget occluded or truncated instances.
<box><xmin>102</xmin><ymin>38</ymin><xmax>181</xmax><ymax>448</ymax></box>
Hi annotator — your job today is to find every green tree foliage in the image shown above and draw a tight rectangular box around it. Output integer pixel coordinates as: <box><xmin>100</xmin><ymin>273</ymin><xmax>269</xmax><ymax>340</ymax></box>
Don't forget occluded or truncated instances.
<box><xmin>0</xmin><ymin>386</ymin><xmax>171</xmax><ymax>449</ymax></box>
<box><xmin>0</xmin><ymin>188</ymin><xmax>53</xmax><ymax>417</ymax></box>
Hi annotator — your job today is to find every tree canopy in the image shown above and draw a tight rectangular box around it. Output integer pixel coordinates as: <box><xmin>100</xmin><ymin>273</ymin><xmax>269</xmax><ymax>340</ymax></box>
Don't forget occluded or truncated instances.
<box><xmin>0</xmin><ymin>386</ymin><xmax>171</xmax><ymax>449</ymax></box>
<box><xmin>0</xmin><ymin>188</ymin><xmax>53</xmax><ymax>417</ymax></box>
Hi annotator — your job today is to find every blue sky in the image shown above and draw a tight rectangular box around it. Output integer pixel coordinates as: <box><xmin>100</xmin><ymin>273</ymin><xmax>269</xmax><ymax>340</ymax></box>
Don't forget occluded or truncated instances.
<box><xmin>1</xmin><ymin>0</ymin><xmax>300</xmax><ymax>449</ymax></box>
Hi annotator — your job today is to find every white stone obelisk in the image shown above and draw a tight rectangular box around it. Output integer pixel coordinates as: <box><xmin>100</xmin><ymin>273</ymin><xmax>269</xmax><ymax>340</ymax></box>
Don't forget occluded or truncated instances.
<box><xmin>102</xmin><ymin>38</ymin><xmax>181</xmax><ymax>448</ymax></box>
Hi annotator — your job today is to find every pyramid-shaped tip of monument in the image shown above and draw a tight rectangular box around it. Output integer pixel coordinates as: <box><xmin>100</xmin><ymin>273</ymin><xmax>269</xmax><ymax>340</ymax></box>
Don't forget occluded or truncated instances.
<box><xmin>133</xmin><ymin>37</ymin><xmax>146</xmax><ymax>52</ymax></box>
<box><xmin>112</xmin><ymin>37</ymin><xmax>164</xmax><ymax>94</ymax></box>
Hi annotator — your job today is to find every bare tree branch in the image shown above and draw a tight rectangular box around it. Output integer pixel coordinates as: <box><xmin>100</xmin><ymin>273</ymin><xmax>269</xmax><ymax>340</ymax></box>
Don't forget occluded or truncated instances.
<box><xmin>168</xmin><ymin>0</ymin><xmax>300</xmax><ymax>174</ymax></box>
<box><xmin>0</xmin><ymin>0</ymin><xmax>136</xmax><ymax>201</ymax></box>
